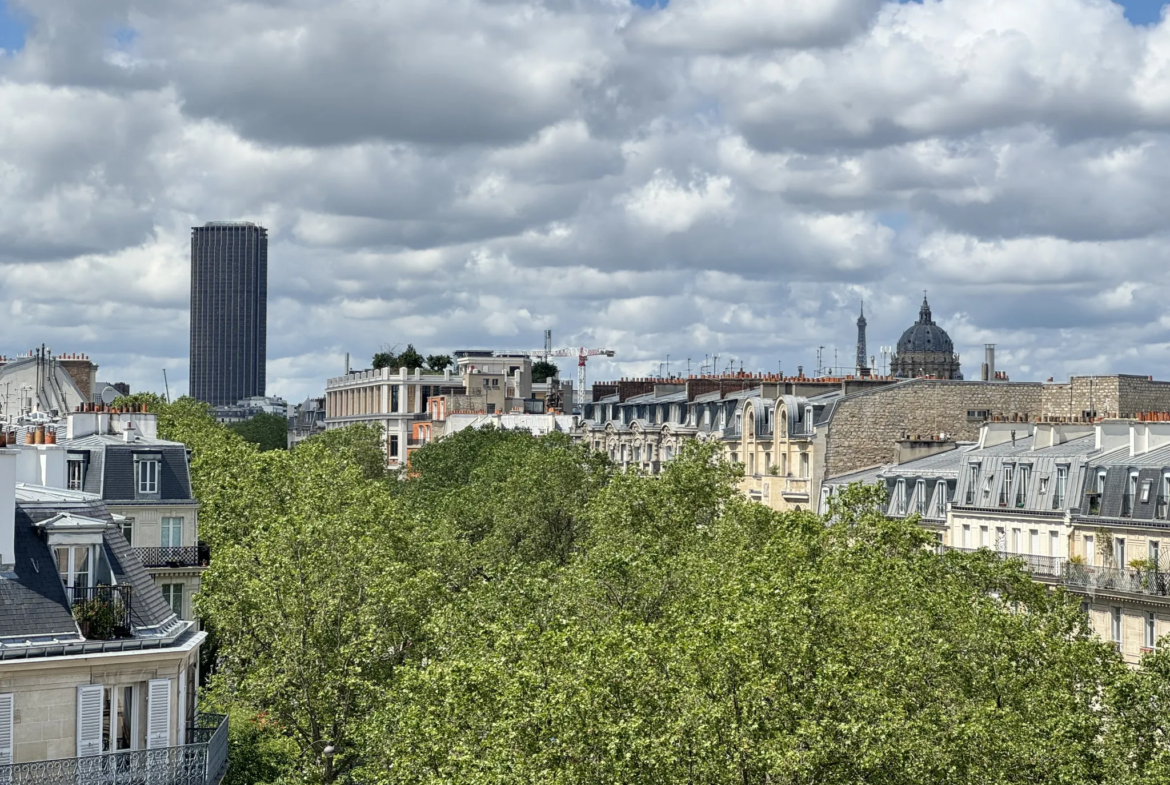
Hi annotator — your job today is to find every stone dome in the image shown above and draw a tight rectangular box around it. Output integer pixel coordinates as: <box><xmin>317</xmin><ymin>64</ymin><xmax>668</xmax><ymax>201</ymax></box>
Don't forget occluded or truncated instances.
<box><xmin>896</xmin><ymin>296</ymin><xmax>954</xmax><ymax>354</ymax></box>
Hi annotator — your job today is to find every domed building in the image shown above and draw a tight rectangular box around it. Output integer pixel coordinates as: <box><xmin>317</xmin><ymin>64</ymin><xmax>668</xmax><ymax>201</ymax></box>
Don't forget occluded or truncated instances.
<box><xmin>890</xmin><ymin>296</ymin><xmax>963</xmax><ymax>380</ymax></box>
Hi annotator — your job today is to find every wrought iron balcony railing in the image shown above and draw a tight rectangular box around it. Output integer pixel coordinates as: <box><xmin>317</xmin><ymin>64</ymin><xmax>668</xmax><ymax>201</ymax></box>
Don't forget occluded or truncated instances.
<box><xmin>0</xmin><ymin>714</ymin><xmax>228</xmax><ymax>785</ymax></box>
<box><xmin>941</xmin><ymin>546</ymin><xmax>1064</xmax><ymax>579</ymax></box>
<box><xmin>134</xmin><ymin>544</ymin><xmax>210</xmax><ymax>569</ymax></box>
<box><xmin>1062</xmin><ymin>564</ymin><xmax>1170</xmax><ymax>597</ymax></box>
<box><xmin>68</xmin><ymin>585</ymin><xmax>133</xmax><ymax>640</ymax></box>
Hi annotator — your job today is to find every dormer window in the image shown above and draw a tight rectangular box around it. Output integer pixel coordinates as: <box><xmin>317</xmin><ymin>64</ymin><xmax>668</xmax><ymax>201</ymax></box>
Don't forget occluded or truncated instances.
<box><xmin>67</xmin><ymin>459</ymin><xmax>85</xmax><ymax>491</ymax></box>
<box><xmin>138</xmin><ymin>460</ymin><xmax>158</xmax><ymax>494</ymax></box>
<box><xmin>56</xmin><ymin>545</ymin><xmax>93</xmax><ymax>594</ymax></box>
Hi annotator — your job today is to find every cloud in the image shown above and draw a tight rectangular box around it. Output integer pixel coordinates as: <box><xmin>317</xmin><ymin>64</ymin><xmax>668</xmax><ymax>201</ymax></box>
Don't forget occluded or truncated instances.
<box><xmin>0</xmin><ymin>0</ymin><xmax>1168</xmax><ymax>400</ymax></box>
<box><xmin>626</xmin><ymin>0</ymin><xmax>883</xmax><ymax>54</ymax></box>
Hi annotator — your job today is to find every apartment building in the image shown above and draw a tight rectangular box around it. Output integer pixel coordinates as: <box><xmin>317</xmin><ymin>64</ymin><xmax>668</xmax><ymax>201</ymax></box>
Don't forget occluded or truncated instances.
<box><xmin>0</xmin><ymin>446</ymin><xmax>226</xmax><ymax>782</ymax></box>
<box><xmin>325</xmin><ymin>352</ymin><xmax>572</xmax><ymax>465</ymax></box>
<box><xmin>60</xmin><ymin>410</ymin><xmax>206</xmax><ymax>621</ymax></box>
<box><xmin>823</xmin><ymin>416</ymin><xmax>1170</xmax><ymax>665</ymax></box>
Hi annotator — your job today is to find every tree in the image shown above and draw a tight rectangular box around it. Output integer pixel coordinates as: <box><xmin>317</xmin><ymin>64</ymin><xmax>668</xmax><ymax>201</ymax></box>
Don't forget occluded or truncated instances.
<box><xmin>200</xmin><ymin>438</ymin><xmax>438</xmax><ymax>783</ymax></box>
<box><xmin>229</xmin><ymin>412</ymin><xmax>289</xmax><ymax>452</ymax></box>
<box><xmin>531</xmin><ymin>359</ymin><xmax>558</xmax><ymax>383</ymax></box>
<box><xmin>396</xmin><ymin>344</ymin><xmax>426</xmax><ymax>372</ymax></box>
<box><xmin>299</xmin><ymin>424</ymin><xmax>390</xmax><ymax>484</ymax></box>
<box><xmin>425</xmin><ymin>354</ymin><xmax>452</xmax><ymax>373</ymax></box>
<box><xmin>112</xmin><ymin>392</ymin><xmax>169</xmax><ymax>410</ymax></box>
<box><xmin>365</xmin><ymin>466</ymin><xmax>1119</xmax><ymax>784</ymax></box>
<box><xmin>372</xmin><ymin>351</ymin><xmax>396</xmax><ymax>371</ymax></box>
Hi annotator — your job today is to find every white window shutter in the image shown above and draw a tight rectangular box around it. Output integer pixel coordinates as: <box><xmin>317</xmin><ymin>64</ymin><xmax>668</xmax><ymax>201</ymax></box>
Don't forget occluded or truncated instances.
<box><xmin>76</xmin><ymin>685</ymin><xmax>104</xmax><ymax>757</ymax></box>
<box><xmin>146</xmin><ymin>679</ymin><xmax>171</xmax><ymax>749</ymax></box>
<box><xmin>177</xmin><ymin>671</ymin><xmax>186</xmax><ymax>746</ymax></box>
<box><xmin>0</xmin><ymin>693</ymin><xmax>14</xmax><ymax>766</ymax></box>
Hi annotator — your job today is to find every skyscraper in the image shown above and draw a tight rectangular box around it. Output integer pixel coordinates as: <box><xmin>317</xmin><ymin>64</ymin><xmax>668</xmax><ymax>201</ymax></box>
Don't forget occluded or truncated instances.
<box><xmin>189</xmin><ymin>221</ymin><xmax>268</xmax><ymax>405</ymax></box>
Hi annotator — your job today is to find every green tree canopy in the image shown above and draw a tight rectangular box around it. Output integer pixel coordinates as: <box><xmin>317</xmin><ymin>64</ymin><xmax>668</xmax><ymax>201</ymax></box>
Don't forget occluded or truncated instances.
<box><xmin>425</xmin><ymin>354</ymin><xmax>452</xmax><ymax>373</ymax></box>
<box><xmin>228</xmin><ymin>411</ymin><xmax>289</xmax><ymax>452</ymax></box>
<box><xmin>153</xmin><ymin>401</ymin><xmax>1150</xmax><ymax>785</ymax></box>
<box><xmin>531</xmin><ymin>359</ymin><xmax>558</xmax><ymax>383</ymax></box>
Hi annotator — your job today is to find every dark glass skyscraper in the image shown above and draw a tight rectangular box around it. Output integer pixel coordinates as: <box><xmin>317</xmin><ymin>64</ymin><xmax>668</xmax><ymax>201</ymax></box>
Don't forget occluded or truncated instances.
<box><xmin>189</xmin><ymin>222</ymin><xmax>268</xmax><ymax>405</ymax></box>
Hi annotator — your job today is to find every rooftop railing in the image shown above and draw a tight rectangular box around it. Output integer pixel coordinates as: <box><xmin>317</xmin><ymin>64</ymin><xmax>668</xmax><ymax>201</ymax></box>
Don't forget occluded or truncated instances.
<box><xmin>0</xmin><ymin>713</ymin><xmax>228</xmax><ymax>785</ymax></box>
<box><xmin>68</xmin><ymin>585</ymin><xmax>133</xmax><ymax>640</ymax></box>
<box><xmin>134</xmin><ymin>545</ymin><xmax>210</xmax><ymax>569</ymax></box>
<box><xmin>942</xmin><ymin>546</ymin><xmax>1170</xmax><ymax>598</ymax></box>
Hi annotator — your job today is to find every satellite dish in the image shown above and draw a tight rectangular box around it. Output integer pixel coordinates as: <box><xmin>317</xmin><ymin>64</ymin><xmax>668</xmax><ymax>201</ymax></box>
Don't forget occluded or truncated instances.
<box><xmin>101</xmin><ymin>387</ymin><xmax>118</xmax><ymax>405</ymax></box>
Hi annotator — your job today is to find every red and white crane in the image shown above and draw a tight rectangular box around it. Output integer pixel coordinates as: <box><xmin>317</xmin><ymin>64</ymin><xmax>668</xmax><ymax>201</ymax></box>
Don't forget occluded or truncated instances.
<box><xmin>500</xmin><ymin>332</ymin><xmax>615</xmax><ymax>410</ymax></box>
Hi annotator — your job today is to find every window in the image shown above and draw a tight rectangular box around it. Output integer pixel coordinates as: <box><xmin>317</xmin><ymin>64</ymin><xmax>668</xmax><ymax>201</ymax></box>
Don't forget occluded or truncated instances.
<box><xmin>1152</xmin><ymin>540</ymin><xmax>1162</xmax><ymax>569</ymax></box>
<box><xmin>1112</xmin><ymin>606</ymin><xmax>1122</xmax><ymax>644</ymax></box>
<box><xmin>161</xmin><ymin>517</ymin><xmax>183</xmax><ymax>549</ymax></box>
<box><xmin>1147</xmin><ymin>612</ymin><xmax>1157</xmax><ymax>650</ymax></box>
<box><xmin>967</xmin><ymin>409</ymin><xmax>990</xmax><ymax>421</ymax></box>
<box><xmin>980</xmin><ymin>525</ymin><xmax>989</xmax><ymax>548</ymax></box>
<box><xmin>1050</xmin><ymin>531</ymin><xmax>1059</xmax><ymax>558</ymax></box>
<box><xmin>389</xmin><ymin>435</ymin><xmax>399</xmax><ymax>459</ymax></box>
<box><xmin>1012</xmin><ymin>528</ymin><xmax>1022</xmax><ymax>553</ymax></box>
<box><xmin>1015</xmin><ymin>465</ymin><xmax>1030</xmax><ymax>508</ymax></box>
<box><xmin>981</xmin><ymin>473</ymin><xmax>994</xmax><ymax>503</ymax></box>
<box><xmin>965</xmin><ymin>464</ymin><xmax>979</xmax><ymax>505</ymax></box>
<box><xmin>748</xmin><ymin>452</ymin><xmax>755</xmax><ymax>475</ymax></box>
<box><xmin>1143</xmin><ymin>480</ymin><xmax>1154</xmax><ymax>504</ymax></box>
<box><xmin>1117</xmin><ymin>537</ymin><xmax>1127</xmax><ymax>569</ymax></box>
<box><xmin>999</xmin><ymin>464</ymin><xmax>1014</xmax><ymax>507</ymax></box>
<box><xmin>915</xmin><ymin>480</ymin><xmax>927</xmax><ymax>514</ymax></box>
<box><xmin>67</xmin><ymin>460</ymin><xmax>85</xmax><ymax>491</ymax></box>
<box><xmin>1123</xmin><ymin>473</ymin><xmax>1138</xmax><ymax>518</ymax></box>
<box><xmin>162</xmin><ymin>584</ymin><xmax>183</xmax><ymax>618</ymax></box>
<box><xmin>1053</xmin><ymin>466</ymin><xmax>1068</xmax><ymax>509</ymax></box>
<box><xmin>892</xmin><ymin>480</ymin><xmax>907</xmax><ymax>515</ymax></box>
<box><xmin>120</xmin><ymin>517</ymin><xmax>134</xmax><ymax>546</ymax></box>
<box><xmin>1038</xmin><ymin>476</ymin><xmax>1049</xmax><ymax>496</ymax></box>
<box><xmin>962</xmin><ymin>524</ymin><xmax>971</xmax><ymax>549</ymax></box>
<box><xmin>137</xmin><ymin>460</ymin><xmax>159</xmax><ymax>494</ymax></box>
<box><xmin>1085</xmin><ymin>534</ymin><xmax>1095</xmax><ymax>565</ymax></box>
<box><xmin>1088</xmin><ymin>470</ymin><xmax>1106</xmax><ymax>515</ymax></box>
<box><xmin>800</xmin><ymin>453</ymin><xmax>810</xmax><ymax>478</ymax></box>
<box><xmin>995</xmin><ymin>526</ymin><xmax>1006</xmax><ymax>552</ymax></box>
<box><xmin>1029</xmin><ymin>529</ymin><xmax>1039</xmax><ymax>555</ymax></box>
<box><xmin>55</xmin><ymin>545</ymin><xmax>93</xmax><ymax>596</ymax></box>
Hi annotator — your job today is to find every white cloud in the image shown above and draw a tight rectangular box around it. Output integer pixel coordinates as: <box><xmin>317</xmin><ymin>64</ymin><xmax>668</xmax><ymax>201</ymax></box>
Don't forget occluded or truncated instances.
<box><xmin>619</xmin><ymin>169</ymin><xmax>734</xmax><ymax>233</ymax></box>
<box><xmin>0</xmin><ymin>0</ymin><xmax>1169</xmax><ymax>399</ymax></box>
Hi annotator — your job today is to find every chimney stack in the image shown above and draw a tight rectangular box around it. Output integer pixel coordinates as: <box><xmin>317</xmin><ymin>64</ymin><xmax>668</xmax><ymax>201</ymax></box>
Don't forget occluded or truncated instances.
<box><xmin>982</xmin><ymin>344</ymin><xmax>996</xmax><ymax>382</ymax></box>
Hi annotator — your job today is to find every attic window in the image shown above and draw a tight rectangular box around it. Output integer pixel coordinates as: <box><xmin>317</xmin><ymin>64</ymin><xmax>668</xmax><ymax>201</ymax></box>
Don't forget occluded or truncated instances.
<box><xmin>67</xmin><ymin>460</ymin><xmax>85</xmax><ymax>492</ymax></box>
<box><xmin>137</xmin><ymin>460</ymin><xmax>158</xmax><ymax>494</ymax></box>
<box><xmin>967</xmin><ymin>410</ymin><xmax>991</xmax><ymax>421</ymax></box>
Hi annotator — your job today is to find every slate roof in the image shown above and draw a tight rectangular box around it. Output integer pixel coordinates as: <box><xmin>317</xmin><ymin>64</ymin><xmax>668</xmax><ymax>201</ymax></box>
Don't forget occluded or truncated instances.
<box><xmin>1</xmin><ymin>497</ymin><xmax>178</xmax><ymax>641</ymax></box>
<box><xmin>63</xmin><ymin>435</ymin><xmax>193</xmax><ymax>501</ymax></box>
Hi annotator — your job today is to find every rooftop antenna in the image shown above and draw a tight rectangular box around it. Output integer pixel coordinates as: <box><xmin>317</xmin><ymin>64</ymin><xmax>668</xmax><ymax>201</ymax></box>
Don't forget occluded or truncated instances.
<box><xmin>817</xmin><ymin>346</ymin><xmax>825</xmax><ymax>377</ymax></box>
<box><xmin>162</xmin><ymin>369</ymin><xmax>171</xmax><ymax>403</ymax></box>
<box><xmin>666</xmin><ymin>354</ymin><xmax>670</xmax><ymax>378</ymax></box>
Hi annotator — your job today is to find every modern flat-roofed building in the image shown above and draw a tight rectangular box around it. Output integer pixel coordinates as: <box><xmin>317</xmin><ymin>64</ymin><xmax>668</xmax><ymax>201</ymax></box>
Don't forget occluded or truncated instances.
<box><xmin>189</xmin><ymin>222</ymin><xmax>268</xmax><ymax>406</ymax></box>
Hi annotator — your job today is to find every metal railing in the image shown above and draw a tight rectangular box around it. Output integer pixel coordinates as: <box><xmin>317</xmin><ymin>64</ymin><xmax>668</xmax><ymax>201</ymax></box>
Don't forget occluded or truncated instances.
<box><xmin>1062</xmin><ymin>565</ymin><xmax>1170</xmax><ymax>597</ymax></box>
<box><xmin>68</xmin><ymin>585</ymin><xmax>133</xmax><ymax>640</ymax></box>
<box><xmin>940</xmin><ymin>547</ymin><xmax>1064</xmax><ymax>579</ymax></box>
<box><xmin>134</xmin><ymin>545</ymin><xmax>210</xmax><ymax>569</ymax></box>
<box><xmin>0</xmin><ymin>714</ymin><xmax>228</xmax><ymax>785</ymax></box>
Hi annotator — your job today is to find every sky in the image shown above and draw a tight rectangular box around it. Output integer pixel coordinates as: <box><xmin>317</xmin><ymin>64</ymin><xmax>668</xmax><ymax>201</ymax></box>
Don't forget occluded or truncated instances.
<box><xmin>1</xmin><ymin>0</ymin><xmax>1170</xmax><ymax>401</ymax></box>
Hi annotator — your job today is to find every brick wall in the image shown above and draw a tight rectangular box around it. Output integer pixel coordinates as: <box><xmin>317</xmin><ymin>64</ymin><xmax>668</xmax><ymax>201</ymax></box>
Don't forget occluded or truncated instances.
<box><xmin>58</xmin><ymin>358</ymin><xmax>96</xmax><ymax>402</ymax></box>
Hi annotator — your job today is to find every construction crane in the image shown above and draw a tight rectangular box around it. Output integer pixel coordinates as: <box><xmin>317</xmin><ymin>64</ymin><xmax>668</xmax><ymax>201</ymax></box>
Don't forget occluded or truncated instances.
<box><xmin>498</xmin><ymin>342</ymin><xmax>616</xmax><ymax>411</ymax></box>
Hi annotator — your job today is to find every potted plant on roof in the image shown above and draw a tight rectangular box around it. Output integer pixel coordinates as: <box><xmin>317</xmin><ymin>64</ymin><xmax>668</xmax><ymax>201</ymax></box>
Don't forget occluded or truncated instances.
<box><xmin>72</xmin><ymin>589</ymin><xmax>126</xmax><ymax>640</ymax></box>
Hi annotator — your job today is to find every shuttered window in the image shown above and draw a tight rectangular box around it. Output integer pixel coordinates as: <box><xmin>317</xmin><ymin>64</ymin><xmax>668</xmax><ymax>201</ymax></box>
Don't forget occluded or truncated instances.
<box><xmin>146</xmin><ymin>679</ymin><xmax>171</xmax><ymax>750</ymax></box>
<box><xmin>0</xmin><ymin>693</ymin><xmax>14</xmax><ymax>766</ymax></box>
<box><xmin>77</xmin><ymin>685</ymin><xmax>104</xmax><ymax>757</ymax></box>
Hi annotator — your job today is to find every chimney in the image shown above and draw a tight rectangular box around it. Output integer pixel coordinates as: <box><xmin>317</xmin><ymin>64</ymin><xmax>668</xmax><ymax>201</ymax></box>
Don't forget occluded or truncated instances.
<box><xmin>345</xmin><ymin>352</ymin><xmax>351</xmax><ymax>375</ymax></box>
<box><xmin>123</xmin><ymin>420</ymin><xmax>135</xmax><ymax>443</ymax></box>
<box><xmin>984</xmin><ymin>344</ymin><xmax>996</xmax><ymax>382</ymax></box>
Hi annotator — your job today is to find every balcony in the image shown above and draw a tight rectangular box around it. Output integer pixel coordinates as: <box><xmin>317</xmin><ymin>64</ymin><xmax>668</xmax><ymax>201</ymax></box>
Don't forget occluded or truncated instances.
<box><xmin>1062</xmin><ymin>564</ymin><xmax>1170</xmax><ymax>598</ymax></box>
<box><xmin>942</xmin><ymin>547</ymin><xmax>1064</xmax><ymax>580</ymax></box>
<box><xmin>133</xmin><ymin>545</ymin><xmax>210</xmax><ymax>569</ymax></box>
<box><xmin>781</xmin><ymin>477</ymin><xmax>810</xmax><ymax>499</ymax></box>
<box><xmin>0</xmin><ymin>714</ymin><xmax>228</xmax><ymax>785</ymax></box>
<box><xmin>68</xmin><ymin>585</ymin><xmax>133</xmax><ymax>641</ymax></box>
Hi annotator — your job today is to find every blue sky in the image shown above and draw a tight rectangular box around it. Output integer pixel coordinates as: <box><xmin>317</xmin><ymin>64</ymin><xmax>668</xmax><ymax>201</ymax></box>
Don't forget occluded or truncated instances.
<box><xmin>0</xmin><ymin>2</ymin><xmax>24</xmax><ymax>52</ymax></box>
